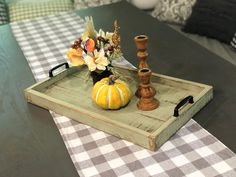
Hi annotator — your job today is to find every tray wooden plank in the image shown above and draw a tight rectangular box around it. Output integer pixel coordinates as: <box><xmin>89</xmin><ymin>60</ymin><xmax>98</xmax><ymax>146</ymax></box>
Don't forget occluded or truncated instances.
<box><xmin>25</xmin><ymin>66</ymin><xmax>213</xmax><ymax>151</ymax></box>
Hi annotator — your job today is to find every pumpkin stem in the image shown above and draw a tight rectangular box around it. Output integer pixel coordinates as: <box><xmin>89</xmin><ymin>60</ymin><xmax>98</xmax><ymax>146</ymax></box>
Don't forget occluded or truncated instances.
<box><xmin>108</xmin><ymin>75</ymin><xmax>119</xmax><ymax>85</ymax></box>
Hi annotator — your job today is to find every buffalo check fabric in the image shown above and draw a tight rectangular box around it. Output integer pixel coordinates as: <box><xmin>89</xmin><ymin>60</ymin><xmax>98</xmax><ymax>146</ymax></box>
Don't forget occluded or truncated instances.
<box><xmin>231</xmin><ymin>33</ymin><xmax>236</xmax><ymax>51</ymax></box>
<box><xmin>0</xmin><ymin>0</ymin><xmax>8</xmax><ymax>25</ymax></box>
<box><xmin>8</xmin><ymin>0</ymin><xmax>73</xmax><ymax>22</ymax></box>
<box><xmin>11</xmin><ymin>12</ymin><xmax>236</xmax><ymax>177</ymax></box>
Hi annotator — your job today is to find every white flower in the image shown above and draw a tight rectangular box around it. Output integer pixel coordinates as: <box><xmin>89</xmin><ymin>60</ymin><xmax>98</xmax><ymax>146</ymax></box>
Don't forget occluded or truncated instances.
<box><xmin>98</xmin><ymin>29</ymin><xmax>113</xmax><ymax>42</ymax></box>
<box><xmin>105</xmin><ymin>32</ymin><xmax>113</xmax><ymax>42</ymax></box>
<box><xmin>85</xmin><ymin>49</ymin><xmax>110</xmax><ymax>71</ymax></box>
<box><xmin>98</xmin><ymin>29</ymin><xmax>105</xmax><ymax>38</ymax></box>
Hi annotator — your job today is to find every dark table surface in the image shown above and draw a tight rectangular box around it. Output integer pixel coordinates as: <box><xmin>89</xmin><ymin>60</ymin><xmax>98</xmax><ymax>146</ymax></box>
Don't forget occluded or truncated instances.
<box><xmin>0</xmin><ymin>1</ymin><xmax>235</xmax><ymax>177</ymax></box>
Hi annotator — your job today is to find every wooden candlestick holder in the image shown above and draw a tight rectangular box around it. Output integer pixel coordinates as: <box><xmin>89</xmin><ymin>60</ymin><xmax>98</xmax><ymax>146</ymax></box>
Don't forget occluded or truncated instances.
<box><xmin>134</xmin><ymin>35</ymin><xmax>149</xmax><ymax>69</ymax></box>
<box><xmin>136</xmin><ymin>68</ymin><xmax>159</xmax><ymax>111</ymax></box>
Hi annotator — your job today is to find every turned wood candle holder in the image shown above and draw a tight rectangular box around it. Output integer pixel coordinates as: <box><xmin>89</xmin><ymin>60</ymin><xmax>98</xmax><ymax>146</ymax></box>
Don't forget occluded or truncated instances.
<box><xmin>134</xmin><ymin>35</ymin><xmax>149</xmax><ymax>69</ymax></box>
<box><xmin>136</xmin><ymin>68</ymin><xmax>159</xmax><ymax>111</ymax></box>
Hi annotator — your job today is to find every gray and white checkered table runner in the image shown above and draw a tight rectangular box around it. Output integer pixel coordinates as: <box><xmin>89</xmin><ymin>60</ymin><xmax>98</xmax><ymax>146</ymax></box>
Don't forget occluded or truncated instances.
<box><xmin>11</xmin><ymin>12</ymin><xmax>236</xmax><ymax>177</ymax></box>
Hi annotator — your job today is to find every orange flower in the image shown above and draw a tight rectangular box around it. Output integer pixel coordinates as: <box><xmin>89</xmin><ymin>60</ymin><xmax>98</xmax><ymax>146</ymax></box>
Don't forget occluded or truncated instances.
<box><xmin>86</xmin><ymin>39</ymin><xmax>95</xmax><ymax>53</ymax></box>
<box><xmin>66</xmin><ymin>48</ymin><xmax>85</xmax><ymax>66</ymax></box>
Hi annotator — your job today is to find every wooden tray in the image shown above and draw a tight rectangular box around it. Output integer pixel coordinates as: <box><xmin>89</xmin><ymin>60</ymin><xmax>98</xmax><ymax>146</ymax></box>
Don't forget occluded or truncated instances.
<box><xmin>25</xmin><ymin>63</ymin><xmax>213</xmax><ymax>151</ymax></box>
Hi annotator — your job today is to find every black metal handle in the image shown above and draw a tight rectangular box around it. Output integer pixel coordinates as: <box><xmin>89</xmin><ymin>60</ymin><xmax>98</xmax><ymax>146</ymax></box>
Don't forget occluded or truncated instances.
<box><xmin>49</xmin><ymin>62</ymin><xmax>69</xmax><ymax>77</ymax></box>
<box><xmin>174</xmin><ymin>96</ymin><xmax>194</xmax><ymax>117</ymax></box>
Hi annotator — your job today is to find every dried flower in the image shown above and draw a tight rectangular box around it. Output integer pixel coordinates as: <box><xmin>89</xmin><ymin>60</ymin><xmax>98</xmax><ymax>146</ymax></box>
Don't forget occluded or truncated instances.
<box><xmin>66</xmin><ymin>48</ymin><xmax>85</xmax><ymax>66</ymax></box>
<box><xmin>66</xmin><ymin>17</ymin><xmax>122</xmax><ymax>74</ymax></box>
<box><xmin>85</xmin><ymin>49</ymin><xmax>110</xmax><ymax>71</ymax></box>
<box><xmin>85</xmin><ymin>39</ymin><xmax>95</xmax><ymax>53</ymax></box>
<box><xmin>98</xmin><ymin>29</ymin><xmax>113</xmax><ymax>43</ymax></box>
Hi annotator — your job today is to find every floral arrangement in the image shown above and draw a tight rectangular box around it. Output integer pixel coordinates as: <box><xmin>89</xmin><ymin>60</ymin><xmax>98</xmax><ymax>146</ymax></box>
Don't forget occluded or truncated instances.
<box><xmin>66</xmin><ymin>17</ymin><xmax>122</xmax><ymax>76</ymax></box>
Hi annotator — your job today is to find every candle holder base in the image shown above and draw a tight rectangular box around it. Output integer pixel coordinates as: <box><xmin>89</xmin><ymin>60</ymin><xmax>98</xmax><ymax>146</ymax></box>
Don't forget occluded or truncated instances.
<box><xmin>137</xmin><ymin>98</ymin><xmax>159</xmax><ymax>111</ymax></box>
<box><xmin>135</xmin><ymin>86</ymin><xmax>156</xmax><ymax>98</ymax></box>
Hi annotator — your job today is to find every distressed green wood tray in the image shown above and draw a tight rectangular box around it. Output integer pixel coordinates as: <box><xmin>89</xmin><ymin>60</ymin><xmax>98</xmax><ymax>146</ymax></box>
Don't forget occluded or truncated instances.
<box><xmin>25</xmin><ymin>65</ymin><xmax>213</xmax><ymax>151</ymax></box>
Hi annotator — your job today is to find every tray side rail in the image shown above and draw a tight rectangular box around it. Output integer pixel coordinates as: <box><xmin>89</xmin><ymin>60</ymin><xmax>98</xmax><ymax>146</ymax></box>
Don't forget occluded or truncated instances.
<box><xmin>150</xmin><ymin>85</ymin><xmax>213</xmax><ymax>150</ymax></box>
<box><xmin>24</xmin><ymin>89</ymin><xmax>154</xmax><ymax>150</ymax></box>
